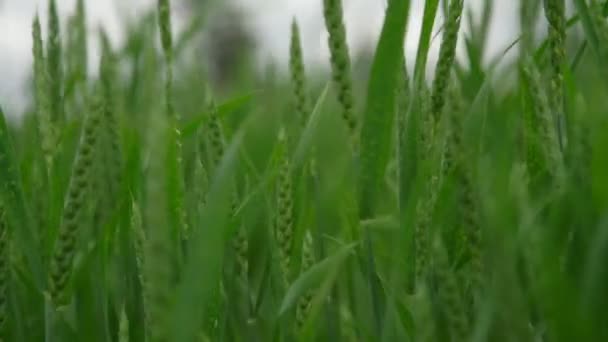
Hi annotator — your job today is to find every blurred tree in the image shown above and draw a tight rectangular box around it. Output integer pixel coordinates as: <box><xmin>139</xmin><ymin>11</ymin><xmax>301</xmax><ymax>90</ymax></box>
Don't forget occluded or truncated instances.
<box><xmin>187</xmin><ymin>0</ymin><xmax>256</xmax><ymax>91</ymax></box>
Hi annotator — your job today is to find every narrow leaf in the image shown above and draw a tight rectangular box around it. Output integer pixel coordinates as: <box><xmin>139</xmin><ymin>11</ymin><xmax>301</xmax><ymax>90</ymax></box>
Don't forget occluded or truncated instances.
<box><xmin>279</xmin><ymin>242</ymin><xmax>357</xmax><ymax>316</ymax></box>
<box><xmin>359</xmin><ymin>0</ymin><xmax>411</xmax><ymax>216</ymax></box>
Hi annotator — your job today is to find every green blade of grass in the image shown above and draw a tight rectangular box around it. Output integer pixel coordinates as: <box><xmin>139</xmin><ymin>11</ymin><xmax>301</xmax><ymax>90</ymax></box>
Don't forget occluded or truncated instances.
<box><xmin>413</xmin><ymin>0</ymin><xmax>440</xmax><ymax>86</ymax></box>
<box><xmin>0</xmin><ymin>107</ymin><xmax>43</xmax><ymax>288</ymax></box>
<box><xmin>572</xmin><ymin>0</ymin><xmax>599</xmax><ymax>53</ymax></box>
<box><xmin>181</xmin><ymin>91</ymin><xmax>258</xmax><ymax>138</ymax></box>
<box><xmin>292</xmin><ymin>83</ymin><xmax>329</xmax><ymax>168</ymax></box>
<box><xmin>170</xmin><ymin>128</ymin><xmax>245</xmax><ymax>342</ymax></box>
<box><xmin>359</xmin><ymin>0</ymin><xmax>411</xmax><ymax>216</ymax></box>
<box><xmin>357</xmin><ymin>0</ymin><xmax>412</xmax><ymax>337</ymax></box>
<box><xmin>279</xmin><ymin>242</ymin><xmax>357</xmax><ymax>316</ymax></box>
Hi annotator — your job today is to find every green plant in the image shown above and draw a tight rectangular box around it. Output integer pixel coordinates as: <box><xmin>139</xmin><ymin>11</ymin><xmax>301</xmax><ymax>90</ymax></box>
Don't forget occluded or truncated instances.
<box><xmin>275</xmin><ymin>129</ymin><xmax>294</xmax><ymax>287</ymax></box>
<box><xmin>0</xmin><ymin>202</ymin><xmax>8</xmax><ymax>339</ymax></box>
<box><xmin>430</xmin><ymin>0</ymin><xmax>464</xmax><ymax>120</ymax></box>
<box><xmin>295</xmin><ymin>230</ymin><xmax>315</xmax><ymax>328</ymax></box>
<box><xmin>1</xmin><ymin>0</ymin><xmax>608</xmax><ymax>340</ymax></box>
<box><xmin>290</xmin><ymin>19</ymin><xmax>310</xmax><ymax>126</ymax></box>
<box><xmin>48</xmin><ymin>98</ymin><xmax>102</xmax><ymax>306</ymax></box>
<box><xmin>323</xmin><ymin>0</ymin><xmax>357</xmax><ymax>142</ymax></box>
<box><xmin>47</xmin><ymin>0</ymin><xmax>64</xmax><ymax>124</ymax></box>
<box><xmin>143</xmin><ymin>109</ymin><xmax>174</xmax><ymax>342</ymax></box>
<box><xmin>543</xmin><ymin>0</ymin><xmax>566</xmax><ymax>149</ymax></box>
<box><xmin>32</xmin><ymin>15</ymin><xmax>54</xmax><ymax>172</ymax></box>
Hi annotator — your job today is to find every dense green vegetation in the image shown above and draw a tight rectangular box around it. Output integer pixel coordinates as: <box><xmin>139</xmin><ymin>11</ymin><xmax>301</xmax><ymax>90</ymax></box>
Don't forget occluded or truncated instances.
<box><xmin>0</xmin><ymin>0</ymin><xmax>607</xmax><ymax>340</ymax></box>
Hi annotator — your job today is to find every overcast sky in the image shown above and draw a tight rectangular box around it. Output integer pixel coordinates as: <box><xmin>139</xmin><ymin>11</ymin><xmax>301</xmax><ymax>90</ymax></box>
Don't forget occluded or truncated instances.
<box><xmin>0</xmin><ymin>0</ymin><xmax>519</xmax><ymax>116</ymax></box>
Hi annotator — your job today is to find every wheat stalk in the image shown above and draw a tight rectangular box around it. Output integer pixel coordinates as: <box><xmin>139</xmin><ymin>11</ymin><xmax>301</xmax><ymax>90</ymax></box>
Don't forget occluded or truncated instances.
<box><xmin>323</xmin><ymin>0</ymin><xmax>357</xmax><ymax>143</ymax></box>
<box><xmin>49</xmin><ymin>99</ymin><xmax>102</xmax><ymax>306</ymax></box>
<box><xmin>275</xmin><ymin>128</ymin><xmax>294</xmax><ymax>287</ymax></box>
<box><xmin>32</xmin><ymin>15</ymin><xmax>55</xmax><ymax>172</ymax></box>
<box><xmin>47</xmin><ymin>0</ymin><xmax>64</xmax><ymax>124</ymax></box>
<box><xmin>431</xmin><ymin>0</ymin><xmax>464</xmax><ymax>121</ymax></box>
<box><xmin>295</xmin><ymin>230</ymin><xmax>315</xmax><ymax>328</ymax></box>
<box><xmin>543</xmin><ymin>0</ymin><xmax>566</xmax><ymax>150</ymax></box>
<box><xmin>290</xmin><ymin>19</ymin><xmax>311</xmax><ymax>126</ymax></box>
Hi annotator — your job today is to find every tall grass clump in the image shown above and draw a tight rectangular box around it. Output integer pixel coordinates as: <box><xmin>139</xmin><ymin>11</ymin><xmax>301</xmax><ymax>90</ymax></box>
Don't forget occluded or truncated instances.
<box><xmin>2</xmin><ymin>0</ymin><xmax>608</xmax><ymax>340</ymax></box>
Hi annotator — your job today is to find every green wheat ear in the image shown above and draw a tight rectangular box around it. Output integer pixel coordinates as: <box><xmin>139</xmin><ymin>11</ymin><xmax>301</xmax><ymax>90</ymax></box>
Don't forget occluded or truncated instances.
<box><xmin>275</xmin><ymin>128</ymin><xmax>294</xmax><ymax>287</ymax></box>
<box><xmin>289</xmin><ymin>17</ymin><xmax>320</xmax><ymax>184</ymax></box>
<box><xmin>203</xmin><ymin>99</ymin><xmax>248</xmax><ymax>280</ymax></box>
<box><xmin>443</xmin><ymin>81</ymin><xmax>483</xmax><ymax>308</ymax></box>
<box><xmin>49</xmin><ymin>98</ymin><xmax>103</xmax><ymax>307</ymax></box>
<box><xmin>290</xmin><ymin>19</ymin><xmax>310</xmax><ymax>126</ymax></box>
<box><xmin>47</xmin><ymin>0</ymin><xmax>64</xmax><ymax>124</ymax></box>
<box><xmin>414</xmin><ymin>85</ymin><xmax>436</xmax><ymax>285</ymax></box>
<box><xmin>67</xmin><ymin>0</ymin><xmax>87</xmax><ymax>83</ymax></box>
<box><xmin>157</xmin><ymin>0</ymin><xmax>189</xmax><ymax>251</ymax></box>
<box><xmin>323</xmin><ymin>0</ymin><xmax>357</xmax><ymax>143</ymax></box>
<box><xmin>419</xmin><ymin>84</ymin><xmax>435</xmax><ymax>159</ymax></box>
<box><xmin>543</xmin><ymin>0</ymin><xmax>566</xmax><ymax>149</ymax></box>
<box><xmin>521</xmin><ymin>58</ymin><xmax>563</xmax><ymax>182</ymax></box>
<box><xmin>206</xmin><ymin>100</ymin><xmax>225</xmax><ymax>171</ymax></box>
<box><xmin>296</xmin><ymin>230</ymin><xmax>315</xmax><ymax>328</ymax></box>
<box><xmin>200</xmin><ymin>98</ymin><xmax>245</xmax><ymax>329</ymax></box>
<box><xmin>433</xmin><ymin>239</ymin><xmax>469</xmax><ymax>341</ymax></box>
<box><xmin>98</xmin><ymin>30</ymin><xmax>123</xmax><ymax>220</ymax></box>
<box><xmin>194</xmin><ymin>155</ymin><xmax>210</xmax><ymax>211</ymax></box>
<box><xmin>131</xmin><ymin>199</ymin><xmax>145</xmax><ymax>275</ymax></box>
<box><xmin>414</xmin><ymin>176</ymin><xmax>435</xmax><ymax>284</ymax></box>
<box><xmin>0</xmin><ymin>202</ymin><xmax>8</xmax><ymax>337</ymax></box>
<box><xmin>431</xmin><ymin>0</ymin><xmax>464</xmax><ymax>120</ymax></box>
<box><xmin>233</xmin><ymin>212</ymin><xmax>249</xmax><ymax>281</ymax></box>
<box><xmin>444</xmin><ymin>82</ymin><xmax>476</xmax><ymax>262</ymax></box>
<box><xmin>519</xmin><ymin>0</ymin><xmax>544</xmax><ymax>180</ymax></box>
<box><xmin>158</xmin><ymin>0</ymin><xmax>175</xmax><ymax>119</ymax></box>
<box><xmin>32</xmin><ymin>14</ymin><xmax>55</xmax><ymax>172</ymax></box>
<box><xmin>130</xmin><ymin>200</ymin><xmax>148</xmax><ymax>334</ymax></box>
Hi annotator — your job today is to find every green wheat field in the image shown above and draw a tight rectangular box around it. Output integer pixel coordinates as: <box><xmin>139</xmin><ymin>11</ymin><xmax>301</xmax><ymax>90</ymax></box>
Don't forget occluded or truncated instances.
<box><xmin>0</xmin><ymin>0</ymin><xmax>607</xmax><ymax>340</ymax></box>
